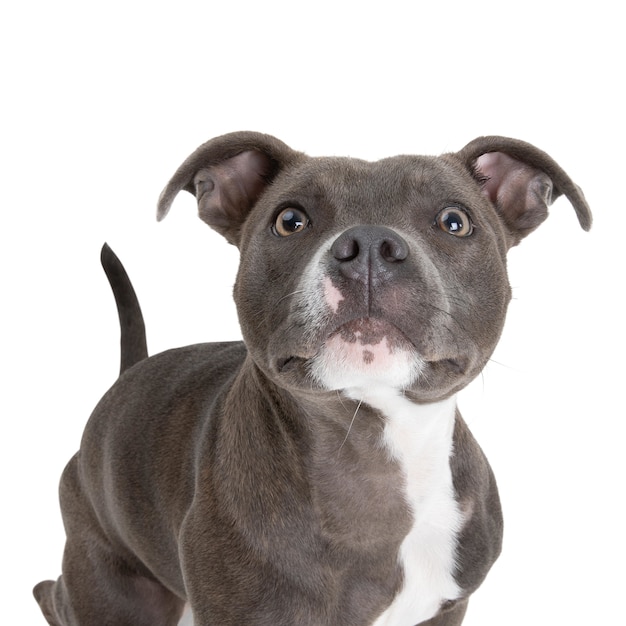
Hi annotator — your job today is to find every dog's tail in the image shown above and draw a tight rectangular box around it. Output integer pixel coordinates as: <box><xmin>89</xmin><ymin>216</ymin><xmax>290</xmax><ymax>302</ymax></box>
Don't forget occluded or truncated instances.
<box><xmin>100</xmin><ymin>243</ymin><xmax>148</xmax><ymax>375</ymax></box>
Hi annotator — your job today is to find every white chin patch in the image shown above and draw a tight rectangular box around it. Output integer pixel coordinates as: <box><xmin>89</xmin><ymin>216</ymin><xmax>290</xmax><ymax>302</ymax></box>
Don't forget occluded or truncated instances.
<box><xmin>308</xmin><ymin>319</ymin><xmax>424</xmax><ymax>390</ymax></box>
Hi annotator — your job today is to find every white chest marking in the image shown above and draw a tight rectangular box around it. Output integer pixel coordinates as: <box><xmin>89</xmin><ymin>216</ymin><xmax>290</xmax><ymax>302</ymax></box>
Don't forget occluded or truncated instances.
<box><xmin>346</xmin><ymin>387</ymin><xmax>462</xmax><ymax>626</ymax></box>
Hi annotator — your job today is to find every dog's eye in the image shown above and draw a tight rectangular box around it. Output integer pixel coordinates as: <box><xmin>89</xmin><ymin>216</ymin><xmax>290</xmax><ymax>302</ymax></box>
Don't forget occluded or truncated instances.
<box><xmin>273</xmin><ymin>208</ymin><xmax>310</xmax><ymax>237</ymax></box>
<box><xmin>435</xmin><ymin>207</ymin><xmax>473</xmax><ymax>237</ymax></box>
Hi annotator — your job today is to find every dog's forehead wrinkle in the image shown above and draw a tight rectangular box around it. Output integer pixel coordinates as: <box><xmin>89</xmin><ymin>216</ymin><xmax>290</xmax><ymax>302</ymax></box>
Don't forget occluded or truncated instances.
<box><xmin>279</xmin><ymin>154</ymin><xmax>451</xmax><ymax>207</ymax></box>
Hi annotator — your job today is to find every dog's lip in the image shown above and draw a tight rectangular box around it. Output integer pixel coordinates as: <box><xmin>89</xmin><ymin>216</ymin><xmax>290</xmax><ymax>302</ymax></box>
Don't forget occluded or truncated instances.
<box><xmin>276</xmin><ymin>345</ymin><xmax>471</xmax><ymax>388</ymax></box>
<box><xmin>276</xmin><ymin>317</ymin><xmax>415</xmax><ymax>374</ymax></box>
<box><xmin>275</xmin><ymin>318</ymin><xmax>473</xmax><ymax>380</ymax></box>
<box><xmin>276</xmin><ymin>354</ymin><xmax>308</xmax><ymax>374</ymax></box>
<box><xmin>326</xmin><ymin>317</ymin><xmax>414</xmax><ymax>349</ymax></box>
<box><xmin>431</xmin><ymin>356</ymin><xmax>468</xmax><ymax>375</ymax></box>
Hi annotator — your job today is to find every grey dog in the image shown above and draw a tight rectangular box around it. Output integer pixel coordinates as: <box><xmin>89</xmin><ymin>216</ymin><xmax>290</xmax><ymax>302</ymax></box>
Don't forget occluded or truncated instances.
<box><xmin>34</xmin><ymin>132</ymin><xmax>592</xmax><ymax>625</ymax></box>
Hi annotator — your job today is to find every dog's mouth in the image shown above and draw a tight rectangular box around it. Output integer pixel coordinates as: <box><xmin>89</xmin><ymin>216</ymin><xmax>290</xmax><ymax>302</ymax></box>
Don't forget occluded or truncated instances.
<box><xmin>276</xmin><ymin>317</ymin><xmax>422</xmax><ymax>388</ymax></box>
<box><xmin>330</xmin><ymin>317</ymin><xmax>412</xmax><ymax>348</ymax></box>
<box><xmin>275</xmin><ymin>317</ymin><xmax>472</xmax><ymax>395</ymax></box>
<box><xmin>277</xmin><ymin>318</ymin><xmax>405</xmax><ymax>368</ymax></box>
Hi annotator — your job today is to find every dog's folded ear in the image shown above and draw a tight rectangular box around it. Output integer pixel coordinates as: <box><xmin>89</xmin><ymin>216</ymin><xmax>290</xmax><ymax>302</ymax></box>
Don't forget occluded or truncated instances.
<box><xmin>157</xmin><ymin>132</ymin><xmax>303</xmax><ymax>246</ymax></box>
<box><xmin>456</xmin><ymin>136</ymin><xmax>592</xmax><ymax>247</ymax></box>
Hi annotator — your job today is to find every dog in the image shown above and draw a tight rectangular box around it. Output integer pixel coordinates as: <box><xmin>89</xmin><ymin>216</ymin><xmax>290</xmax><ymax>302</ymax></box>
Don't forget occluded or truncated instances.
<box><xmin>34</xmin><ymin>132</ymin><xmax>592</xmax><ymax>626</ymax></box>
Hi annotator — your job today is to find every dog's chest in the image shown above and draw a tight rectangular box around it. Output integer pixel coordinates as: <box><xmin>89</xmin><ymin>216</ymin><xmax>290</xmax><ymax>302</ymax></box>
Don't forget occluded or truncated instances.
<box><xmin>348</xmin><ymin>389</ymin><xmax>462</xmax><ymax>626</ymax></box>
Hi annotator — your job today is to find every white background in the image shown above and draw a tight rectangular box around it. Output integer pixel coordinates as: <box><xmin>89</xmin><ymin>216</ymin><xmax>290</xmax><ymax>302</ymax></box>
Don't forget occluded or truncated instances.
<box><xmin>2</xmin><ymin>1</ymin><xmax>623</xmax><ymax>624</ymax></box>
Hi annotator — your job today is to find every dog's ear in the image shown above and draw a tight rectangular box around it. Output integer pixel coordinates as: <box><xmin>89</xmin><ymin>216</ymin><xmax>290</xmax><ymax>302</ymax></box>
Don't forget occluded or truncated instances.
<box><xmin>157</xmin><ymin>132</ymin><xmax>303</xmax><ymax>246</ymax></box>
<box><xmin>456</xmin><ymin>136</ymin><xmax>592</xmax><ymax>247</ymax></box>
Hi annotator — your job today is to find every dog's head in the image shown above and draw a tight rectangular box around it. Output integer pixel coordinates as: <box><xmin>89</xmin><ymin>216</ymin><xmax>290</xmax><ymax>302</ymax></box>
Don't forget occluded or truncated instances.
<box><xmin>158</xmin><ymin>133</ymin><xmax>591</xmax><ymax>402</ymax></box>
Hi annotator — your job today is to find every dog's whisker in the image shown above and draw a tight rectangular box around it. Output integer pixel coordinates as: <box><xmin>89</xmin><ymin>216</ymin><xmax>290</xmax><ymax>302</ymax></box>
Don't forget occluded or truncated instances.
<box><xmin>336</xmin><ymin>390</ymin><xmax>351</xmax><ymax>413</ymax></box>
<box><xmin>486</xmin><ymin>357</ymin><xmax>518</xmax><ymax>371</ymax></box>
<box><xmin>275</xmin><ymin>289</ymin><xmax>306</xmax><ymax>307</ymax></box>
<box><xmin>338</xmin><ymin>399</ymin><xmax>362</xmax><ymax>453</ymax></box>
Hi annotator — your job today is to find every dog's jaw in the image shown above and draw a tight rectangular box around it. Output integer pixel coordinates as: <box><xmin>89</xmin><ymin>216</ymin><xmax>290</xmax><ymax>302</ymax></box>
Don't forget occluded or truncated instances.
<box><xmin>308</xmin><ymin>317</ymin><xmax>424</xmax><ymax>391</ymax></box>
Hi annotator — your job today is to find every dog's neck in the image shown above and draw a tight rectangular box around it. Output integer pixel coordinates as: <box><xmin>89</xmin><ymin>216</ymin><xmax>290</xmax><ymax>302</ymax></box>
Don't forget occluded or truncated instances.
<box><xmin>243</xmin><ymin>358</ymin><xmax>461</xmax><ymax>544</ymax></box>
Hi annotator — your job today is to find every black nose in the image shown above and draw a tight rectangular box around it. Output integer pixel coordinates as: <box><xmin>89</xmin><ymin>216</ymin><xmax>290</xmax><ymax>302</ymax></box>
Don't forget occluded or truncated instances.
<box><xmin>331</xmin><ymin>226</ymin><xmax>409</xmax><ymax>284</ymax></box>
